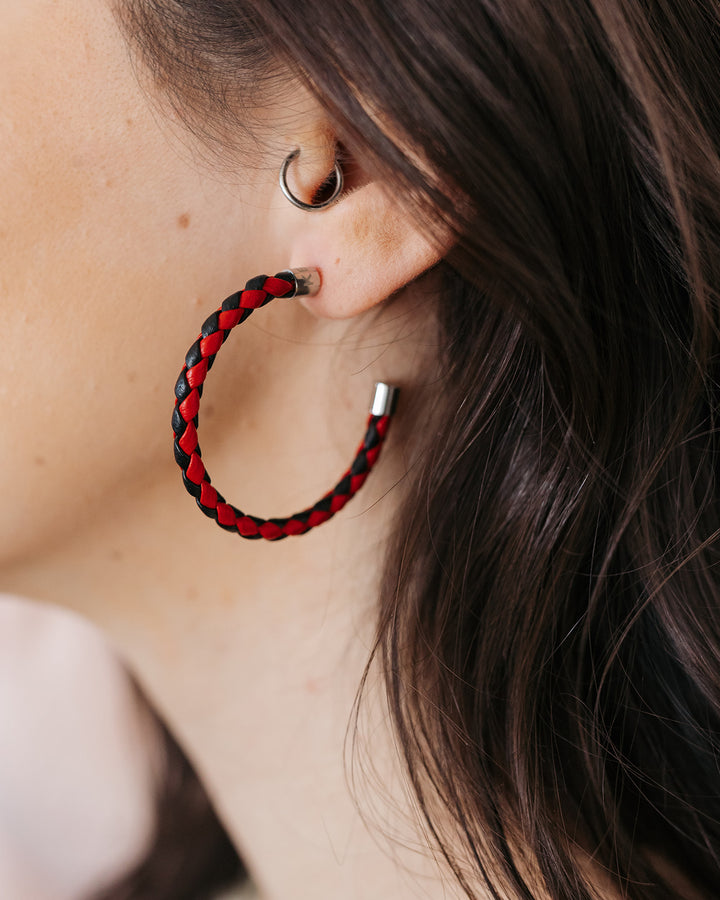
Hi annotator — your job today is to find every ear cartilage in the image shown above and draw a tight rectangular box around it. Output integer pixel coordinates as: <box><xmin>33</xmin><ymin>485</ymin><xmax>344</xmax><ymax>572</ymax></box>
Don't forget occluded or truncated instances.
<box><xmin>172</xmin><ymin>268</ymin><xmax>399</xmax><ymax>541</ymax></box>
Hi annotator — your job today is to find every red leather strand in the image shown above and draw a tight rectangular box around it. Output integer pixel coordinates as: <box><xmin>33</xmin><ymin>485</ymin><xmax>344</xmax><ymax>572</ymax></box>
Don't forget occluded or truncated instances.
<box><xmin>172</xmin><ymin>272</ymin><xmax>395</xmax><ymax>541</ymax></box>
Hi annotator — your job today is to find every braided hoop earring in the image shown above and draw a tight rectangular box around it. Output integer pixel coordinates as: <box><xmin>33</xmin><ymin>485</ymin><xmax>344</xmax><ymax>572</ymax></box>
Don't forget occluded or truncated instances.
<box><xmin>172</xmin><ymin>268</ymin><xmax>399</xmax><ymax>541</ymax></box>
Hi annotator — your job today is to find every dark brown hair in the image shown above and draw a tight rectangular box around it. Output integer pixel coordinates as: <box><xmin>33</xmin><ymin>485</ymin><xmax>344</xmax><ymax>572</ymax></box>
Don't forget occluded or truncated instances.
<box><xmin>112</xmin><ymin>1</ymin><xmax>720</xmax><ymax>897</ymax></box>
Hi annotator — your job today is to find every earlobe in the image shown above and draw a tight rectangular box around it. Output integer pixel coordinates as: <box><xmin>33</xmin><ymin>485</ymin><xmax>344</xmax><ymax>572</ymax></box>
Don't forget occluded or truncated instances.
<box><xmin>286</xmin><ymin>179</ymin><xmax>444</xmax><ymax>320</ymax></box>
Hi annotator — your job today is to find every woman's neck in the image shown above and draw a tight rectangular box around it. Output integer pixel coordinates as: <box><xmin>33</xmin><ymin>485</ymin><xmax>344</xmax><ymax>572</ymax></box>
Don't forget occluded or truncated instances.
<box><xmin>0</xmin><ymin>295</ymin><xmax>473</xmax><ymax>898</ymax></box>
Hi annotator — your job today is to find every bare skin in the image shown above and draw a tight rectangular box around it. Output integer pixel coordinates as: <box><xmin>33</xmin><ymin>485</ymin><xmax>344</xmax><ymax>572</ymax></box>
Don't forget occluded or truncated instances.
<box><xmin>0</xmin><ymin>2</ymin><xmax>475</xmax><ymax>899</ymax></box>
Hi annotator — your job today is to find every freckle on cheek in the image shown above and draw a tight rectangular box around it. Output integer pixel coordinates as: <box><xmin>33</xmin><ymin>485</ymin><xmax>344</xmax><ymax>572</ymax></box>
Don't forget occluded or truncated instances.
<box><xmin>177</xmin><ymin>213</ymin><xmax>191</xmax><ymax>229</ymax></box>
<box><xmin>33</xmin><ymin>456</ymin><xmax>46</xmax><ymax>467</ymax></box>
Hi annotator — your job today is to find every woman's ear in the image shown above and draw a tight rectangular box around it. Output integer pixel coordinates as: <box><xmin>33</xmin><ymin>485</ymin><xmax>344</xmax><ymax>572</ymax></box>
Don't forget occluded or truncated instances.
<box><xmin>276</xmin><ymin>165</ymin><xmax>445</xmax><ymax>320</ymax></box>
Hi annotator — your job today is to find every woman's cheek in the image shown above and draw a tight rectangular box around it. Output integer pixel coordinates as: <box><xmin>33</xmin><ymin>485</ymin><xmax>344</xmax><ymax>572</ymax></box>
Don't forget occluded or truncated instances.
<box><xmin>0</xmin><ymin>0</ymin><xmax>272</xmax><ymax>566</ymax></box>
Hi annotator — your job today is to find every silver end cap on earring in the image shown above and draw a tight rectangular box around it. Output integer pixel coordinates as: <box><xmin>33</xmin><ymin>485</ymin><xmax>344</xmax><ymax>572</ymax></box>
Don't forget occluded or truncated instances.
<box><xmin>371</xmin><ymin>382</ymin><xmax>399</xmax><ymax>417</ymax></box>
<box><xmin>277</xmin><ymin>267</ymin><xmax>321</xmax><ymax>297</ymax></box>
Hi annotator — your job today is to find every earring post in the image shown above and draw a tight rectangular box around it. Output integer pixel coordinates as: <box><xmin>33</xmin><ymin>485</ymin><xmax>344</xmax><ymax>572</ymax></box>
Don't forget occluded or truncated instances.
<box><xmin>277</xmin><ymin>268</ymin><xmax>321</xmax><ymax>297</ymax></box>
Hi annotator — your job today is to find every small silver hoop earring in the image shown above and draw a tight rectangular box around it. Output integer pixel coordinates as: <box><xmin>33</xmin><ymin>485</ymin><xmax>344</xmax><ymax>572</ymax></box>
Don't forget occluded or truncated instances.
<box><xmin>279</xmin><ymin>148</ymin><xmax>344</xmax><ymax>211</ymax></box>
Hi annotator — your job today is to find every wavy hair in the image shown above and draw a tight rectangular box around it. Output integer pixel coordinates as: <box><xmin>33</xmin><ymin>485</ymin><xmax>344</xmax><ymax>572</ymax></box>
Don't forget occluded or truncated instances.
<box><xmin>111</xmin><ymin>1</ymin><xmax>720</xmax><ymax>897</ymax></box>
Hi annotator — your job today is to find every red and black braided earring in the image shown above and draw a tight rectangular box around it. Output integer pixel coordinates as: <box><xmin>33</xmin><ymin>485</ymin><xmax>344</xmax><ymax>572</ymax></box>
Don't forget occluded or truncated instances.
<box><xmin>173</xmin><ymin>148</ymin><xmax>399</xmax><ymax>540</ymax></box>
<box><xmin>172</xmin><ymin>264</ymin><xmax>399</xmax><ymax>541</ymax></box>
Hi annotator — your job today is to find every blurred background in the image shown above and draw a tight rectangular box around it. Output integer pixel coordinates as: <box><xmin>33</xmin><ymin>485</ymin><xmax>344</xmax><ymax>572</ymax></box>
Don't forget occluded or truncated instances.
<box><xmin>0</xmin><ymin>594</ymin><xmax>251</xmax><ymax>900</ymax></box>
